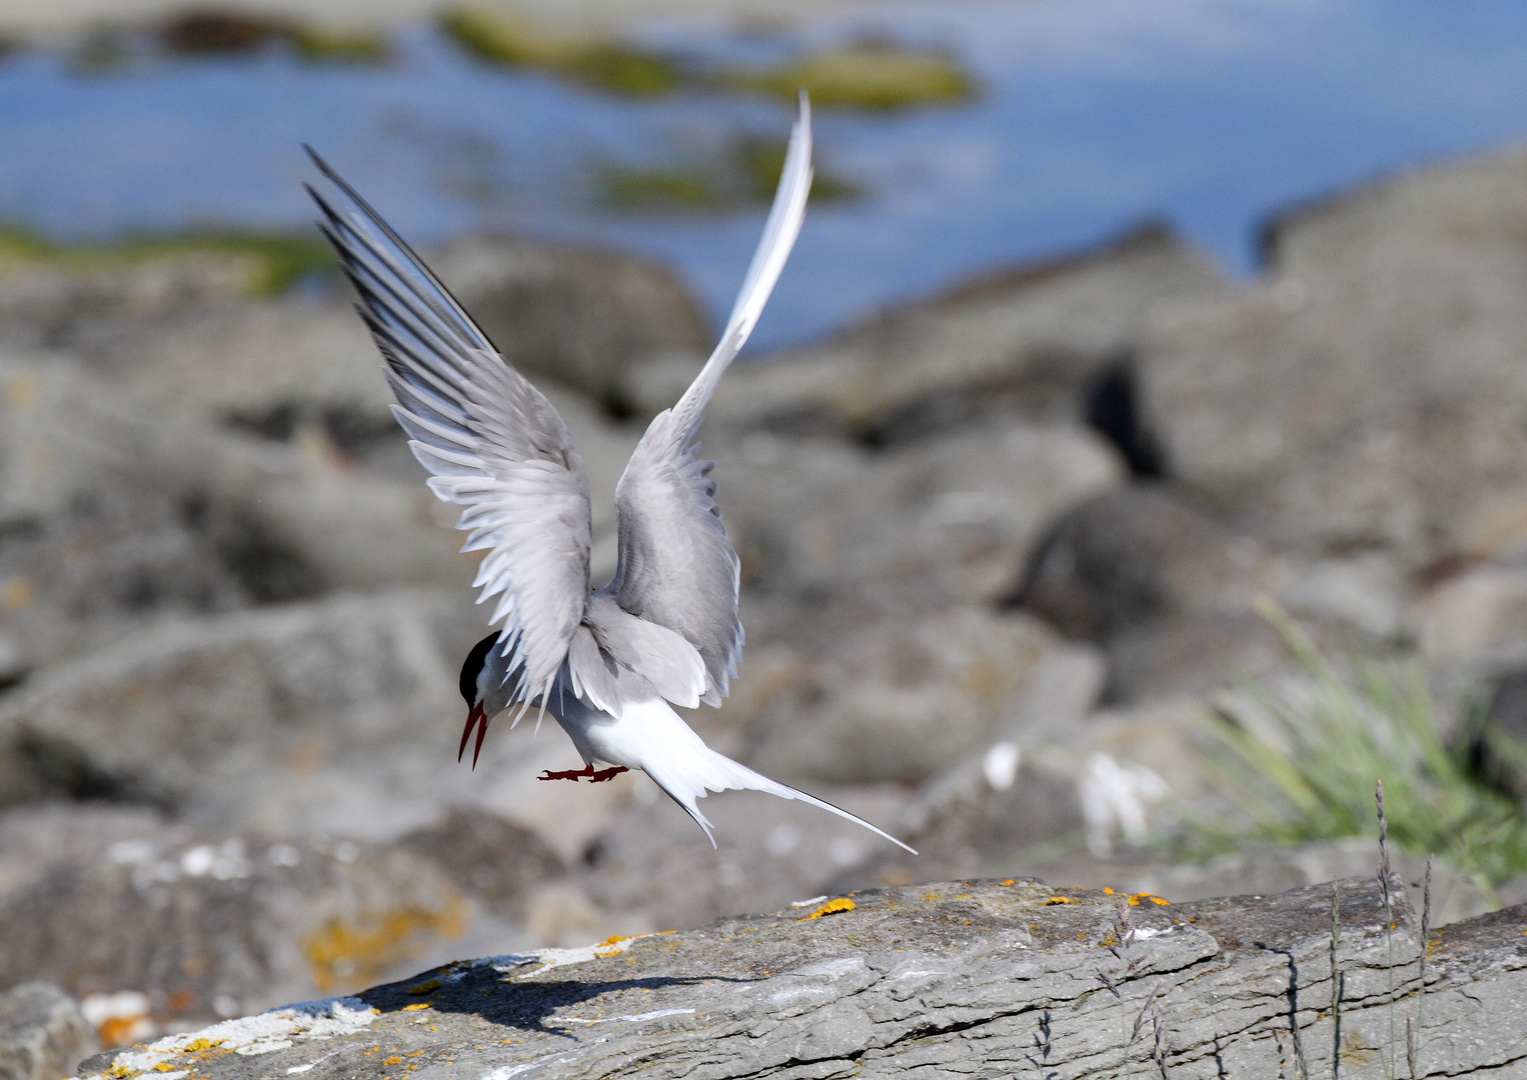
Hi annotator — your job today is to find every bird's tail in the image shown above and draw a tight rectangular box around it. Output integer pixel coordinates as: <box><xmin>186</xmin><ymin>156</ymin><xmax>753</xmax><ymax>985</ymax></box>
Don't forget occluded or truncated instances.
<box><xmin>642</xmin><ymin>743</ymin><xmax>917</xmax><ymax>855</ymax></box>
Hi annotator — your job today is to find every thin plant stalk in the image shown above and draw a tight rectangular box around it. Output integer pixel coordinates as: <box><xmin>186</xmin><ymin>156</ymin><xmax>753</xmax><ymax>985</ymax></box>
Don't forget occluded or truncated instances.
<box><xmin>1330</xmin><ymin>881</ymin><xmax>1342</xmax><ymax>1080</ymax></box>
<box><xmin>1377</xmin><ymin>781</ymin><xmax>1396</xmax><ymax>1080</ymax></box>
<box><xmin>1407</xmin><ymin>854</ymin><xmax>1433</xmax><ymax>1079</ymax></box>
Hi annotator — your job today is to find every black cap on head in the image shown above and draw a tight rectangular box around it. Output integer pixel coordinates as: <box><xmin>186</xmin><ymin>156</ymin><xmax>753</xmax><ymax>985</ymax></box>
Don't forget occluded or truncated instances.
<box><xmin>459</xmin><ymin>631</ymin><xmax>502</xmax><ymax>706</ymax></box>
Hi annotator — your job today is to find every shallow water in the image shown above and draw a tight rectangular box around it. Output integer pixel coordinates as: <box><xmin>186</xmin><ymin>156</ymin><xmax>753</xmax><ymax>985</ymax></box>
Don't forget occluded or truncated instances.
<box><xmin>4</xmin><ymin>0</ymin><xmax>1527</xmax><ymax>347</ymax></box>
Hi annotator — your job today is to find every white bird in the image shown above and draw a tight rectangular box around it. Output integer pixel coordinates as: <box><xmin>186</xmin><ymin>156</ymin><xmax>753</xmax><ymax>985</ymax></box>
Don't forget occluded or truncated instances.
<box><xmin>306</xmin><ymin>95</ymin><xmax>914</xmax><ymax>854</ymax></box>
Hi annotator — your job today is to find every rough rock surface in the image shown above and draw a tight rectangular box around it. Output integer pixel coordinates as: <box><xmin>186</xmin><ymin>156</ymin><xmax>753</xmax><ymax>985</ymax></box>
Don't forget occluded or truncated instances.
<box><xmin>75</xmin><ymin>876</ymin><xmax>1527</xmax><ymax>1080</ymax></box>
<box><xmin>0</xmin><ymin>983</ymin><xmax>95</xmax><ymax>1080</ymax></box>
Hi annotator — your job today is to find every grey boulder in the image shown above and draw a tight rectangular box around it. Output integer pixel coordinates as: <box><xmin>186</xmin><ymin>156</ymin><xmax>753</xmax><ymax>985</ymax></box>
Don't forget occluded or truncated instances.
<box><xmin>0</xmin><ymin>983</ymin><xmax>96</xmax><ymax>1080</ymax></box>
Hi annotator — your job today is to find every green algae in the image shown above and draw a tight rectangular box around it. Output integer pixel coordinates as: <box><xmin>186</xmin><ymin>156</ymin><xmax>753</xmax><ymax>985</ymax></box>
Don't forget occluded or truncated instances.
<box><xmin>600</xmin><ymin>136</ymin><xmax>861</xmax><ymax>213</ymax></box>
<box><xmin>288</xmin><ymin>25</ymin><xmax>393</xmax><ymax>65</ymax></box>
<box><xmin>0</xmin><ymin>226</ymin><xmax>334</xmax><ymax>297</ymax></box>
<box><xmin>439</xmin><ymin>7</ymin><xmax>682</xmax><ymax>96</ymax></box>
<box><xmin>730</xmin><ymin>44</ymin><xmax>975</xmax><ymax>110</ymax></box>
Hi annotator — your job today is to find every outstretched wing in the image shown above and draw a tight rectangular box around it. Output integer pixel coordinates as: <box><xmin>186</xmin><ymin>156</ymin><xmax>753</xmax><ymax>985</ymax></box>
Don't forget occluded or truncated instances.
<box><xmin>306</xmin><ymin>149</ymin><xmax>592</xmax><ymax>708</ymax></box>
<box><xmin>603</xmin><ymin>92</ymin><xmax>813</xmax><ymax>706</ymax></box>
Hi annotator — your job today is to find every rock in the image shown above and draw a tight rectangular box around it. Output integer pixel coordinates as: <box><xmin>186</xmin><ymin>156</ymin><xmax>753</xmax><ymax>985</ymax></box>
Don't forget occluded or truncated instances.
<box><xmin>0</xmin><ymin>250</ymin><xmax>266</xmax><ymax>344</ymax></box>
<box><xmin>0</xmin><ymin>804</ymin><xmax>170</xmax><ymax>898</ymax></box>
<box><xmin>0</xmin><ymin>588</ymin><xmax>647</xmax><ymax>861</ymax></box>
<box><xmin>426</xmin><ymin>232</ymin><xmax>711</xmax><ymax>412</ymax></box>
<box><xmin>685</xmin><ymin>223</ymin><xmax>1224</xmax><ymax>441</ymax></box>
<box><xmin>396</xmin><ymin>809</ymin><xmax>564</xmax><ymax>924</ymax></box>
<box><xmin>74</xmin><ymin>876</ymin><xmax>1527</xmax><ymax>1080</ymax></box>
<box><xmin>0</xmin><ymin>589</ymin><xmax>478</xmax><ymax>834</ymax></box>
<box><xmin>840</xmin><ymin>698</ymin><xmax>1198</xmax><ymax>892</ymax></box>
<box><xmin>0</xmin><ymin>983</ymin><xmax>95</xmax><ymax>1080</ymax></box>
<box><xmin>0</xmin><ymin>347</ymin><xmax>480</xmax><ymax>671</ymax></box>
<box><xmin>0</xmin><ymin>814</ymin><xmax>474</xmax><ymax>1020</ymax></box>
<box><xmin>720</xmin><ymin>418</ymin><xmax>1123</xmax><ymax>612</ymax></box>
<box><xmin>1142</xmin><ymin>143</ymin><xmax>1527</xmax><ymax>570</ymax></box>
<box><xmin>1417</xmin><ymin>562</ymin><xmax>1527</xmax><ymax>672</ymax></box>
<box><xmin>744</xmin><ymin>606</ymin><xmax>1099</xmax><ymax>785</ymax></box>
<box><xmin>1016</xmin><ymin>484</ymin><xmax>1408</xmax><ymax>702</ymax></box>
<box><xmin>1017</xmin><ymin>483</ymin><xmax>1255</xmax><ymax>641</ymax></box>
<box><xmin>665</xmin><ymin>412</ymin><xmax>1121</xmax><ymax>784</ymax></box>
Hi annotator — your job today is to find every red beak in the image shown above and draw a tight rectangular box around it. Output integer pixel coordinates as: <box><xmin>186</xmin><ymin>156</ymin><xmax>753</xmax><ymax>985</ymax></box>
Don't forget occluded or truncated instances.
<box><xmin>459</xmin><ymin>702</ymin><xmax>489</xmax><ymax>769</ymax></box>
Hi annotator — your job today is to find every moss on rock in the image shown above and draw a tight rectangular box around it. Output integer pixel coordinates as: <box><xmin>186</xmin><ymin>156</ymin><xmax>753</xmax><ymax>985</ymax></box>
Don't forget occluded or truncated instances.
<box><xmin>731</xmin><ymin>43</ymin><xmax>974</xmax><ymax>110</ymax></box>
<box><xmin>439</xmin><ymin>7</ymin><xmax>682</xmax><ymax>96</ymax></box>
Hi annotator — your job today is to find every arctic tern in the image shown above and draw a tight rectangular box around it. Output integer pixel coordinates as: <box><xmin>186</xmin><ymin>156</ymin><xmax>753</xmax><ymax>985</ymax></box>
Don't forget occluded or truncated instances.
<box><xmin>306</xmin><ymin>94</ymin><xmax>914</xmax><ymax>853</ymax></box>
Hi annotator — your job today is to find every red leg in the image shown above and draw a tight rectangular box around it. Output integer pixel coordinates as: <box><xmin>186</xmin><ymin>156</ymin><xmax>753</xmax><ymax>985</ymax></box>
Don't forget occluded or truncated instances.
<box><xmin>538</xmin><ymin>764</ymin><xmax>597</xmax><ymax>782</ymax></box>
<box><xmin>587</xmin><ymin>766</ymin><xmax>629</xmax><ymax>783</ymax></box>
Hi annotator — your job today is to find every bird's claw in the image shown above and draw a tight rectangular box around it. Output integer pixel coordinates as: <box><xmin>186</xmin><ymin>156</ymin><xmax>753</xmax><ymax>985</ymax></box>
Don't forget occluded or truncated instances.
<box><xmin>538</xmin><ymin>765</ymin><xmax>629</xmax><ymax>783</ymax></box>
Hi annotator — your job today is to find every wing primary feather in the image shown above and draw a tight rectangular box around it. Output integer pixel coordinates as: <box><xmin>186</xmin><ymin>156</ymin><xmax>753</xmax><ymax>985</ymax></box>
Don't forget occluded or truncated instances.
<box><xmin>304</xmin><ymin>148</ymin><xmax>489</xmax><ymax>351</ymax></box>
<box><xmin>308</xmin><ymin>148</ymin><xmax>594</xmax><ymax>717</ymax></box>
<box><xmin>673</xmin><ymin>89</ymin><xmax>813</xmax><ymax>434</ymax></box>
<box><xmin>318</xmin><ymin>221</ymin><xmax>483</xmax><ymax>385</ymax></box>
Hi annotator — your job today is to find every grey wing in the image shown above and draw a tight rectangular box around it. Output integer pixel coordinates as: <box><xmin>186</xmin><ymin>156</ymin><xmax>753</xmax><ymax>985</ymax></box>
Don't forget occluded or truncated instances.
<box><xmin>306</xmin><ymin>150</ymin><xmax>592</xmax><ymax>707</ymax></box>
<box><xmin>604</xmin><ymin>92</ymin><xmax>813</xmax><ymax>706</ymax></box>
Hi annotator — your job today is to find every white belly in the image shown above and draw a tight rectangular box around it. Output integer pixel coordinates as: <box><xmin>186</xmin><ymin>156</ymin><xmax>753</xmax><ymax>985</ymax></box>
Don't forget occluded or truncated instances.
<box><xmin>549</xmin><ymin>676</ymin><xmax>705</xmax><ymax>772</ymax></box>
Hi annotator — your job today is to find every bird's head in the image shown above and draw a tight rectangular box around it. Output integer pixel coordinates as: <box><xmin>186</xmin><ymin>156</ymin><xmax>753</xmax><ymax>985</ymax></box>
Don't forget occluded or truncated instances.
<box><xmin>457</xmin><ymin>630</ymin><xmax>502</xmax><ymax>769</ymax></box>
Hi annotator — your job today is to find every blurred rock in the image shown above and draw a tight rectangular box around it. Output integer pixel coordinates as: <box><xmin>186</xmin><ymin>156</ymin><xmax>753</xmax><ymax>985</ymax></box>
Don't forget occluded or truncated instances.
<box><xmin>0</xmin><ymin>982</ymin><xmax>95</xmax><ymax>1080</ymax></box>
<box><xmin>722</xmin><ymin>419</ymin><xmax>1123</xmax><ymax>611</ymax></box>
<box><xmin>1143</xmin><ymin>144</ymin><xmax>1527</xmax><ymax>569</ymax></box>
<box><xmin>1017</xmin><ymin>484</ymin><xmax>1406</xmax><ymax>701</ymax></box>
<box><xmin>690</xmin><ymin>222</ymin><xmax>1225</xmax><ymax>439</ymax></box>
<box><xmin>0</xmin><ymin>589</ymin><xmax>480</xmax><ymax>836</ymax></box>
<box><xmin>519</xmin><ymin>881</ymin><xmax>650</xmax><ymax>949</ymax></box>
<box><xmin>1466</xmin><ymin>664</ymin><xmax>1527</xmax><ymax>802</ymax></box>
<box><xmin>1017</xmin><ymin>484</ymin><xmax>1253</xmax><ymax>640</ymax></box>
<box><xmin>0</xmin><ymin>812</ymin><xmax>472</xmax><ymax>1019</ymax></box>
<box><xmin>0</xmin><ymin>252</ymin><xmax>262</xmax><ymax>342</ymax></box>
<box><xmin>63</xmin><ymin>292</ymin><xmax>646</xmax><ymax>584</ymax></box>
<box><xmin>0</xmin><ymin>588</ymin><xmax>646</xmax><ymax>862</ymax></box>
<box><xmin>397</xmin><ymin>808</ymin><xmax>564</xmax><ymax>923</ymax></box>
<box><xmin>428</xmin><ymin>232</ymin><xmax>711</xmax><ymax>412</ymax></box>
<box><xmin>745</xmin><ymin>607</ymin><xmax>1095</xmax><ymax>784</ymax></box>
<box><xmin>76</xmin><ymin>296</ymin><xmax>392</xmax><ymax>423</ymax></box>
<box><xmin>0</xmin><ymin>804</ymin><xmax>170</xmax><ymax>898</ymax></box>
<box><xmin>843</xmin><ymin>698</ymin><xmax>1199</xmax><ymax>890</ymax></box>
<box><xmin>0</xmin><ymin>346</ymin><xmax>485</xmax><ymax>671</ymax></box>
<box><xmin>1418</xmin><ymin>563</ymin><xmax>1527</xmax><ymax>672</ymax></box>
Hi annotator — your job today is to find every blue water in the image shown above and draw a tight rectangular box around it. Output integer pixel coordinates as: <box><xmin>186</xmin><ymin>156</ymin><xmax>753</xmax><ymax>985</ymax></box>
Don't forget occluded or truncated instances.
<box><xmin>4</xmin><ymin>0</ymin><xmax>1527</xmax><ymax>348</ymax></box>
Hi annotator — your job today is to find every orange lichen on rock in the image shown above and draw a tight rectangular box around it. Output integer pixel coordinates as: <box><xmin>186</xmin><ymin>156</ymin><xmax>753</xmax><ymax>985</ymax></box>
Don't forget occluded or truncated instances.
<box><xmin>303</xmin><ymin>898</ymin><xmax>466</xmax><ymax>992</ymax></box>
<box><xmin>798</xmin><ymin>898</ymin><xmax>857</xmax><ymax>921</ymax></box>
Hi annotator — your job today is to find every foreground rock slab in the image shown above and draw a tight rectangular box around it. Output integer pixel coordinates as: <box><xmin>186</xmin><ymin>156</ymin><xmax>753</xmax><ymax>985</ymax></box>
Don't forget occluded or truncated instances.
<box><xmin>77</xmin><ymin>877</ymin><xmax>1526</xmax><ymax>1079</ymax></box>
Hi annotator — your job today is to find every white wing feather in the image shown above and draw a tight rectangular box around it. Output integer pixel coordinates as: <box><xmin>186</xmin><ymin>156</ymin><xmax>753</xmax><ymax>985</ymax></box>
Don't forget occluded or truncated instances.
<box><xmin>306</xmin><ymin>153</ymin><xmax>592</xmax><ymax>709</ymax></box>
<box><xmin>604</xmin><ymin>92</ymin><xmax>814</xmax><ymax>705</ymax></box>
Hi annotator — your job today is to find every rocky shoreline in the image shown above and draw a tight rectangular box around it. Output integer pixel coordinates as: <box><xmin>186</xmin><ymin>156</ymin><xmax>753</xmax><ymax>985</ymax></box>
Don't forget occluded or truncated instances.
<box><xmin>3</xmin><ymin>126</ymin><xmax>1527</xmax><ymax>1076</ymax></box>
